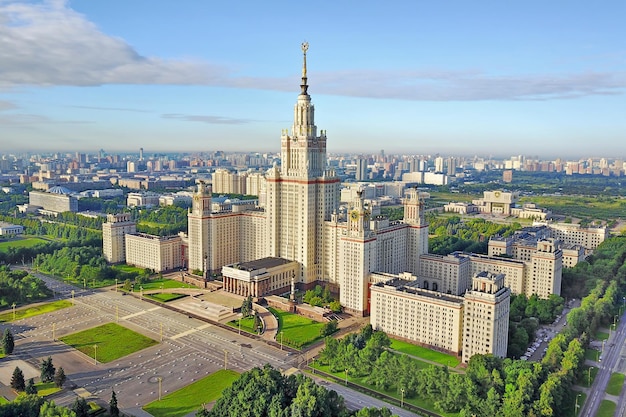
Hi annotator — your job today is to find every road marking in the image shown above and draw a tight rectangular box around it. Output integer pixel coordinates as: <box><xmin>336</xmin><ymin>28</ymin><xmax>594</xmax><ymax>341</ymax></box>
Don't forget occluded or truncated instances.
<box><xmin>171</xmin><ymin>324</ymin><xmax>211</xmax><ymax>340</ymax></box>
<box><xmin>121</xmin><ymin>311</ymin><xmax>148</xmax><ymax>320</ymax></box>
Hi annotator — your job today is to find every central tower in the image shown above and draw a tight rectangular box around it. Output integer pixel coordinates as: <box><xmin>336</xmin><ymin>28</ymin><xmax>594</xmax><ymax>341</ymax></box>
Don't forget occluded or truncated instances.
<box><xmin>266</xmin><ymin>43</ymin><xmax>340</xmax><ymax>287</ymax></box>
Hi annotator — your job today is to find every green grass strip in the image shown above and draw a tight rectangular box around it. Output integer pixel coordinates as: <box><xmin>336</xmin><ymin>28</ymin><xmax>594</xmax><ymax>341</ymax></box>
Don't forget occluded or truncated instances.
<box><xmin>0</xmin><ymin>300</ymin><xmax>72</xmax><ymax>323</ymax></box>
<box><xmin>143</xmin><ymin>369</ymin><xmax>239</xmax><ymax>417</ymax></box>
<box><xmin>606</xmin><ymin>372</ymin><xmax>625</xmax><ymax>396</ymax></box>
<box><xmin>596</xmin><ymin>400</ymin><xmax>616</xmax><ymax>417</ymax></box>
<box><xmin>390</xmin><ymin>338</ymin><xmax>461</xmax><ymax>367</ymax></box>
<box><xmin>35</xmin><ymin>382</ymin><xmax>61</xmax><ymax>397</ymax></box>
<box><xmin>60</xmin><ymin>322</ymin><xmax>158</xmax><ymax>363</ymax></box>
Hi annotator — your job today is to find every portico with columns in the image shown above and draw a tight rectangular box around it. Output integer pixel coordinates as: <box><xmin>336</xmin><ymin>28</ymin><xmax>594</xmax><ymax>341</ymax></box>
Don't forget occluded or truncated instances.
<box><xmin>221</xmin><ymin>257</ymin><xmax>299</xmax><ymax>298</ymax></box>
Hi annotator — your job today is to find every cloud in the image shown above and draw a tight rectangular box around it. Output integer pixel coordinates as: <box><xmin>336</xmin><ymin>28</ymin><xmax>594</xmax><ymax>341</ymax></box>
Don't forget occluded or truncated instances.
<box><xmin>0</xmin><ymin>0</ymin><xmax>226</xmax><ymax>86</ymax></box>
<box><xmin>162</xmin><ymin>114</ymin><xmax>253</xmax><ymax>125</ymax></box>
<box><xmin>1</xmin><ymin>1</ymin><xmax>625</xmax><ymax>101</ymax></box>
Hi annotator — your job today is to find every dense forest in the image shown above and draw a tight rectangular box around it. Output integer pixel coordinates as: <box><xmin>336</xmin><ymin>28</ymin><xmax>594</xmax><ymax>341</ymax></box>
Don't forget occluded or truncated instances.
<box><xmin>199</xmin><ymin>364</ymin><xmax>394</xmax><ymax>417</ymax></box>
<box><xmin>33</xmin><ymin>246</ymin><xmax>150</xmax><ymax>285</ymax></box>
<box><xmin>0</xmin><ymin>266</ymin><xmax>51</xmax><ymax>308</ymax></box>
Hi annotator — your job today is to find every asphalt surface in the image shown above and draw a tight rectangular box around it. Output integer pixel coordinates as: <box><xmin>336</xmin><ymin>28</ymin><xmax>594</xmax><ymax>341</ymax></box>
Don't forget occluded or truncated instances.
<box><xmin>2</xmin><ymin>270</ymin><xmax>420</xmax><ymax>416</ymax></box>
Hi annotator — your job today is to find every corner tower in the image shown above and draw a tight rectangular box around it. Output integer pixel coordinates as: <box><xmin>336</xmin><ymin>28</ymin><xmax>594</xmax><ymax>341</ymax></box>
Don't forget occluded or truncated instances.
<box><xmin>188</xmin><ymin>181</ymin><xmax>212</xmax><ymax>275</ymax></box>
<box><xmin>266</xmin><ymin>43</ymin><xmax>340</xmax><ymax>287</ymax></box>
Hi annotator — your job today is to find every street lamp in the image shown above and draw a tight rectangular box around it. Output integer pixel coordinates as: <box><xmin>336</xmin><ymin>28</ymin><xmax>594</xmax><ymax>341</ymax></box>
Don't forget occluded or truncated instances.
<box><xmin>52</xmin><ymin>323</ymin><xmax>55</xmax><ymax>341</ymax></box>
<box><xmin>223</xmin><ymin>349</ymin><xmax>228</xmax><ymax>369</ymax></box>
<box><xmin>115</xmin><ymin>279</ymin><xmax>118</xmax><ymax>292</ymax></box>
<box><xmin>83</xmin><ymin>277</ymin><xmax>86</xmax><ymax>289</ymax></box>
<box><xmin>400</xmin><ymin>388</ymin><xmax>405</xmax><ymax>408</ymax></box>
<box><xmin>312</xmin><ymin>359</ymin><xmax>315</xmax><ymax>374</ymax></box>
<box><xmin>71</xmin><ymin>290</ymin><xmax>74</xmax><ymax>304</ymax></box>
<box><xmin>94</xmin><ymin>344</ymin><xmax>98</xmax><ymax>365</ymax></box>
<box><xmin>574</xmin><ymin>393</ymin><xmax>581</xmax><ymax>416</ymax></box>
<box><xmin>345</xmin><ymin>369</ymin><xmax>349</xmax><ymax>386</ymax></box>
<box><xmin>280</xmin><ymin>331</ymin><xmax>284</xmax><ymax>351</ymax></box>
<box><xmin>238</xmin><ymin>318</ymin><xmax>241</xmax><ymax>335</ymax></box>
<box><xmin>140</xmin><ymin>286</ymin><xmax>143</xmax><ymax>300</ymax></box>
<box><xmin>158</xmin><ymin>377</ymin><xmax>162</xmax><ymax>401</ymax></box>
<box><xmin>11</xmin><ymin>303</ymin><xmax>16</xmax><ymax>320</ymax></box>
<box><xmin>588</xmin><ymin>366</ymin><xmax>594</xmax><ymax>386</ymax></box>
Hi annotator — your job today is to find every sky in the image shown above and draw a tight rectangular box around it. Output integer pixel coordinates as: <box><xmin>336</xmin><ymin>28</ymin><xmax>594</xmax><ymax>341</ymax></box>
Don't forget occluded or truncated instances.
<box><xmin>1</xmin><ymin>0</ymin><xmax>625</xmax><ymax>158</ymax></box>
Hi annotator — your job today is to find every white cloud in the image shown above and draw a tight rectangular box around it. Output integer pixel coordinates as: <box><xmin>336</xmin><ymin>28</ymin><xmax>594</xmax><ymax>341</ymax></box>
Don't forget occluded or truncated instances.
<box><xmin>0</xmin><ymin>0</ymin><xmax>225</xmax><ymax>86</ymax></box>
<box><xmin>1</xmin><ymin>1</ymin><xmax>625</xmax><ymax>101</ymax></box>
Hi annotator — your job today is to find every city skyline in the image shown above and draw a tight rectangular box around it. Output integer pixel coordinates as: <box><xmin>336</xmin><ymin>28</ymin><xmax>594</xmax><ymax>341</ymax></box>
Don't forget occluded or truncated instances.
<box><xmin>1</xmin><ymin>0</ymin><xmax>625</xmax><ymax>158</ymax></box>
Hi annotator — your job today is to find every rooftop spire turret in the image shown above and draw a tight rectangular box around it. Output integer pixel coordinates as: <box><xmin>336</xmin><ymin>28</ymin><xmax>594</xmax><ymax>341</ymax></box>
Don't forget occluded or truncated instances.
<box><xmin>300</xmin><ymin>41</ymin><xmax>309</xmax><ymax>95</ymax></box>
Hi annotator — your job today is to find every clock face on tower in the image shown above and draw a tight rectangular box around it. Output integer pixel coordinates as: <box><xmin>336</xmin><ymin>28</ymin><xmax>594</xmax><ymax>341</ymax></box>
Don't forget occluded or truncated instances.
<box><xmin>350</xmin><ymin>210</ymin><xmax>359</xmax><ymax>221</ymax></box>
<box><xmin>494</xmin><ymin>191</ymin><xmax>501</xmax><ymax>198</ymax></box>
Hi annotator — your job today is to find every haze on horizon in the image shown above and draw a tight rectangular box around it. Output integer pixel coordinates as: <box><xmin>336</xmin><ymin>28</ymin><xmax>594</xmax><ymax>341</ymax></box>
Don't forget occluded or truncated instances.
<box><xmin>1</xmin><ymin>1</ymin><xmax>625</xmax><ymax>159</ymax></box>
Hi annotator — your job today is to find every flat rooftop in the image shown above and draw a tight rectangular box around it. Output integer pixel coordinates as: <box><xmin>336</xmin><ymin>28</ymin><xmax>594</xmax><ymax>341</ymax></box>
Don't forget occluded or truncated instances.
<box><xmin>230</xmin><ymin>257</ymin><xmax>294</xmax><ymax>272</ymax></box>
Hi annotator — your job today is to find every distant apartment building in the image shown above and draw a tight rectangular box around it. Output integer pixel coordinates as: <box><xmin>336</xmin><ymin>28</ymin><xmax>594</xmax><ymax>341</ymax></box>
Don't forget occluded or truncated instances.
<box><xmin>127</xmin><ymin>192</ymin><xmax>160</xmax><ymax>208</ymax></box>
<box><xmin>125</xmin><ymin>233</ymin><xmax>183</xmax><ymax>272</ymax></box>
<box><xmin>102</xmin><ymin>213</ymin><xmax>136</xmax><ymax>263</ymax></box>
<box><xmin>538</xmin><ymin>222</ymin><xmax>608</xmax><ymax>250</ymax></box>
<box><xmin>29</xmin><ymin>188</ymin><xmax>78</xmax><ymax>213</ymax></box>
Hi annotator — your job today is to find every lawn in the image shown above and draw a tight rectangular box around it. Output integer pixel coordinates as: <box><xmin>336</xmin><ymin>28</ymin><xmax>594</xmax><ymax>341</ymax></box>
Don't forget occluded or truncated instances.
<box><xmin>0</xmin><ymin>236</ymin><xmax>48</xmax><ymax>253</ymax></box>
<box><xmin>35</xmin><ymin>382</ymin><xmax>61</xmax><ymax>397</ymax></box>
<box><xmin>226</xmin><ymin>316</ymin><xmax>260</xmax><ymax>334</ymax></box>
<box><xmin>606</xmin><ymin>372</ymin><xmax>624</xmax><ymax>396</ymax></box>
<box><xmin>584</xmin><ymin>348</ymin><xmax>601</xmax><ymax>362</ymax></box>
<box><xmin>146</xmin><ymin>293</ymin><xmax>187</xmax><ymax>303</ymax></box>
<box><xmin>0</xmin><ymin>397</ymin><xmax>8</xmax><ymax>405</ymax></box>
<box><xmin>269</xmin><ymin>307</ymin><xmax>326</xmax><ymax>349</ymax></box>
<box><xmin>59</xmin><ymin>322</ymin><xmax>158</xmax><ymax>363</ymax></box>
<box><xmin>0</xmin><ymin>300</ymin><xmax>73</xmax><ymax>323</ymax></box>
<box><xmin>133</xmin><ymin>279</ymin><xmax>196</xmax><ymax>291</ymax></box>
<box><xmin>112</xmin><ymin>264</ymin><xmax>148</xmax><ymax>274</ymax></box>
<box><xmin>390</xmin><ymin>338</ymin><xmax>461</xmax><ymax>368</ymax></box>
<box><xmin>597</xmin><ymin>400</ymin><xmax>616</xmax><ymax>417</ymax></box>
<box><xmin>595</xmin><ymin>331</ymin><xmax>610</xmax><ymax>341</ymax></box>
<box><xmin>143</xmin><ymin>369</ymin><xmax>239</xmax><ymax>417</ymax></box>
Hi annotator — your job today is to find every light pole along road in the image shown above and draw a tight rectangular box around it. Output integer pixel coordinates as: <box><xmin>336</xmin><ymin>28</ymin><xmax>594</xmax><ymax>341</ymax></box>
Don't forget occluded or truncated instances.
<box><xmin>579</xmin><ymin>309</ymin><xmax>626</xmax><ymax>417</ymax></box>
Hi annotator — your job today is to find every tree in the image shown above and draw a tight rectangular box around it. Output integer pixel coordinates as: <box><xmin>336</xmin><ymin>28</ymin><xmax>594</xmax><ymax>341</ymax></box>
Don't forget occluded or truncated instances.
<box><xmin>2</xmin><ymin>329</ymin><xmax>14</xmax><ymax>355</ymax></box>
<box><xmin>241</xmin><ymin>295</ymin><xmax>253</xmax><ymax>318</ymax></box>
<box><xmin>329</xmin><ymin>300</ymin><xmax>342</xmax><ymax>313</ymax></box>
<box><xmin>109</xmin><ymin>390</ymin><xmax>119</xmax><ymax>417</ymax></box>
<box><xmin>40</xmin><ymin>356</ymin><xmax>55</xmax><ymax>383</ymax></box>
<box><xmin>253</xmin><ymin>310</ymin><xmax>261</xmax><ymax>333</ymax></box>
<box><xmin>11</xmin><ymin>366</ymin><xmax>25</xmax><ymax>391</ymax></box>
<box><xmin>72</xmin><ymin>398</ymin><xmax>89</xmax><ymax>417</ymax></box>
<box><xmin>39</xmin><ymin>400</ymin><xmax>77</xmax><ymax>417</ymax></box>
<box><xmin>54</xmin><ymin>367</ymin><xmax>66</xmax><ymax>388</ymax></box>
<box><xmin>320</xmin><ymin>320</ymin><xmax>338</xmax><ymax>337</ymax></box>
<box><xmin>25</xmin><ymin>378</ymin><xmax>37</xmax><ymax>395</ymax></box>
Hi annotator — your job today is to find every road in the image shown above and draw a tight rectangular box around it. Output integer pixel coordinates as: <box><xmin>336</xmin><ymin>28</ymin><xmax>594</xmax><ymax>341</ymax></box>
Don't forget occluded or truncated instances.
<box><xmin>3</xmin><ymin>271</ymin><xmax>420</xmax><ymax>416</ymax></box>
<box><xmin>578</xmin><ymin>309</ymin><xmax>626</xmax><ymax>417</ymax></box>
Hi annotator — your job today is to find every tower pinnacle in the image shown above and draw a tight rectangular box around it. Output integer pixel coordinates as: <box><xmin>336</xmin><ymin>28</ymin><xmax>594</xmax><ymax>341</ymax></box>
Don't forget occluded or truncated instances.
<box><xmin>301</xmin><ymin>41</ymin><xmax>309</xmax><ymax>95</ymax></box>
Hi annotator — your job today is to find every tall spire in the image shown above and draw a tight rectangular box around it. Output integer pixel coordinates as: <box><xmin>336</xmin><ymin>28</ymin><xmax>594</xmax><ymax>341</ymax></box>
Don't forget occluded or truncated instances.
<box><xmin>300</xmin><ymin>41</ymin><xmax>309</xmax><ymax>96</ymax></box>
